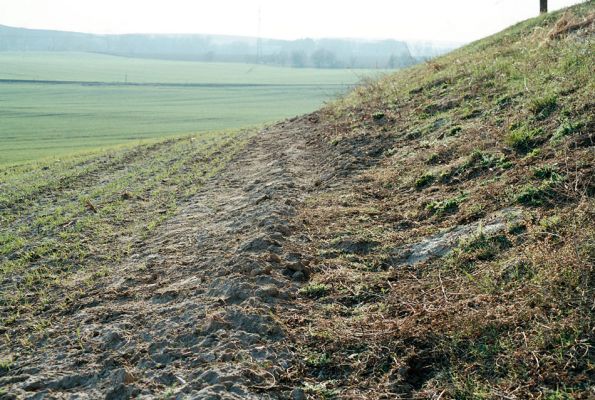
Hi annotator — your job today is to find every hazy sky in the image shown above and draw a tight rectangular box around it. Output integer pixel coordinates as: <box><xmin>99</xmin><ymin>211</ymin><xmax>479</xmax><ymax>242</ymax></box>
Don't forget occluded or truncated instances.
<box><xmin>0</xmin><ymin>0</ymin><xmax>585</xmax><ymax>42</ymax></box>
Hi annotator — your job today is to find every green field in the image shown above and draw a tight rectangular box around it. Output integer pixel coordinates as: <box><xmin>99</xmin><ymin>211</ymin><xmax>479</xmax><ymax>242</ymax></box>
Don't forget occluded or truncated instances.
<box><xmin>0</xmin><ymin>52</ymin><xmax>382</xmax><ymax>164</ymax></box>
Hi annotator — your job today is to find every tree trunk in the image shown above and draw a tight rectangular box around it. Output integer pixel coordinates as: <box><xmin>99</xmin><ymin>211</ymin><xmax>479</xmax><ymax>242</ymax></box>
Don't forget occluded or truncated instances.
<box><xmin>540</xmin><ymin>0</ymin><xmax>548</xmax><ymax>14</ymax></box>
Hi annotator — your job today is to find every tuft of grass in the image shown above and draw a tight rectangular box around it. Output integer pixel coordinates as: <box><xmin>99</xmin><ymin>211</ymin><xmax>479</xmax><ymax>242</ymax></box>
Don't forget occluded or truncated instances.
<box><xmin>372</xmin><ymin>111</ymin><xmax>386</xmax><ymax>121</ymax></box>
<box><xmin>462</xmin><ymin>150</ymin><xmax>498</xmax><ymax>170</ymax></box>
<box><xmin>539</xmin><ymin>215</ymin><xmax>562</xmax><ymax>232</ymax></box>
<box><xmin>507</xmin><ymin>222</ymin><xmax>527</xmax><ymax>235</ymax></box>
<box><xmin>427</xmin><ymin>153</ymin><xmax>441</xmax><ymax>165</ymax></box>
<box><xmin>449</xmin><ymin>126</ymin><xmax>463</xmax><ymax>136</ymax></box>
<box><xmin>299</xmin><ymin>283</ymin><xmax>330</xmax><ymax>298</ymax></box>
<box><xmin>515</xmin><ymin>183</ymin><xmax>555</xmax><ymax>206</ymax></box>
<box><xmin>506</xmin><ymin>125</ymin><xmax>544</xmax><ymax>153</ymax></box>
<box><xmin>427</xmin><ymin>193</ymin><xmax>467</xmax><ymax>215</ymax></box>
<box><xmin>0</xmin><ymin>357</ymin><xmax>14</xmax><ymax>372</ymax></box>
<box><xmin>533</xmin><ymin>164</ymin><xmax>563</xmax><ymax>181</ymax></box>
<box><xmin>529</xmin><ymin>94</ymin><xmax>558</xmax><ymax>120</ymax></box>
<box><xmin>551</xmin><ymin>119</ymin><xmax>585</xmax><ymax>142</ymax></box>
<box><xmin>447</xmin><ymin>231</ymin><xmax>512</xmax><ymax>273</ymax></box>
<box><xmin>415</xmin><ymin>173</ymin><xmax>436</xmax><ymax>189</ymax></box>
<box><xmin>304</xmin><ymin>352</ymin><xmax>332</xmax><ymax>367</ymax></box>
<box><xmin>304</xmin><ymin>382</ymin><xmax>339</xmax><ymax>399</ymax></box>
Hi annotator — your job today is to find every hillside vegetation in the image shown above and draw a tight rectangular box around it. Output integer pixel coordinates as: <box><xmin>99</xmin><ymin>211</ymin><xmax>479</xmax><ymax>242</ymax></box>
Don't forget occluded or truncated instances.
<box><xmin>0</xmin><ymin>131</ymin><xmax>249</xmax><ymax>338</ymax></box>
<box><xmin>286</xmin><ymin>3</ymin><xmax>594</xmax><ymax>398</ymax></box>
<box><xmin>0</xmin><ymin>3</ymin><xmax>593</xmax><ymax>399</ymax></box>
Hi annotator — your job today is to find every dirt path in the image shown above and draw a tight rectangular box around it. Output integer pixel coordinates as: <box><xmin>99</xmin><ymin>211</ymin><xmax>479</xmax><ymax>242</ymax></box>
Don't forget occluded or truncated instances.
<box><xmin>3</xmin><ymin>118</ymin><xmax>330</xmax><ymax>399</ymax></box>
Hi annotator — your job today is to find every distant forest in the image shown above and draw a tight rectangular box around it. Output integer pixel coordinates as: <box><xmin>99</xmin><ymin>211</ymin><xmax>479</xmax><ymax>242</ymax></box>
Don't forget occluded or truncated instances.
<box><xmin>0</xmin><ymin>24</ymin><xmax>459</xmax><ymax>69</ymax></box>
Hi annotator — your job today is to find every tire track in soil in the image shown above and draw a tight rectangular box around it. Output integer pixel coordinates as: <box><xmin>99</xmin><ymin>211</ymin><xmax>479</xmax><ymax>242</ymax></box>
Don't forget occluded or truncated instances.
<box><xmin>2</xmin><ymin>117</ymin><xmax>332</xmax><ymax>399</ymax></box>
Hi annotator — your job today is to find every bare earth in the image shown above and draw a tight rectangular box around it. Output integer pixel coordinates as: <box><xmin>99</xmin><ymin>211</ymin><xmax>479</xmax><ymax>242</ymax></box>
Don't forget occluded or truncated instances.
<box><xmin>4</xmin><ymin>117</ymin><xmax>336</xmax><ymax>399</ymax></box>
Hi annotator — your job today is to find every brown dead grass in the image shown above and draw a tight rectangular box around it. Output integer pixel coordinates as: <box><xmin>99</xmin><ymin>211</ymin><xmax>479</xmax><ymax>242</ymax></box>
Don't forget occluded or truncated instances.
<box><xmin>280</xmin><ymin>2</ymin><xmax>594</xmax><ymax>398</ymax></box>
<box><xmin>548</xmin><ymin>11</ymin><xmax>595</xmax><ymax>40</ymax></box>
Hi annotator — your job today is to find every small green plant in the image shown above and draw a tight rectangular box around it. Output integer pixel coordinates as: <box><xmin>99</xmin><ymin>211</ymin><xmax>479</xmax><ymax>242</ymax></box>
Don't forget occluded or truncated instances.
<box><xmin>527</xmin><ymin>148</ymin><xmax>542</xmax><ymax>158</ymax></box>
<box><xmin>500</xmin><ymin>261</ymin><xmax>534</xmax><ymax>283</ymax></box>
<box><xmin>529</xmin><ymin>94</ymin><xmax>557</xmax><ymax>120</ymax></box>
<box><xmin>405</xmin><ymin>130</ymin><xmax>422</xmax><ymax>140</ymax></box>
<box><xmin>496</xmin><ymin>156</ymin><xmax>514</xmax><ymax>170</ymax></box>
<box><xmin>415</xmin><ymin>173</ymin><xmax>436</xmax><ymax>189</ymax></box>
<box><xmin>462</xmin><ymin>108</ymin><xmax>482</xmax><ymax>120</ymax></box>
<box><xmin>539</xmin><ymin>215</ymin><xmax>562</xmax><ymax>232</ymax></box>
<box><xmin>515</xmin><ymin>183</ymin><xmax>554</xmax><ymax>206</ymax></box>
<box><xmin>462</xmin><ymin>232</ymin><xmax>511</xmax><ymax>261</ymax></box>
<box><xmin>544</xmin><ymin>389</ymin><xmax>574</xmax><ymax>400</ymax></box>
<box><xmin>299</xmin><ymin>283</ymin><xmax>330</xmax><ymax>298</ymax></box>
<box><xmin>427</xmin><ymin>153</ymin><xmax>440</xmax><ymax>164</ymax></box>
<box><xmin>304</xmin><ymin>382</ymin><xmax>339</xmax><ymax>399</ymax></box>
<box><xmin>372</xmin><ymin>111</ymin><xmax>386</xmax><ymax>121</ymax></box>
<box><xmin>506</xmin><ymin>125</ymin><xmax>544</xmax><ymax>153</ymax></box>
<box><xmin>0</xmin><ymin>357</ymin><xmax>14</xmax><ymax>372</ymax></box>
<box><xmin>462</xmin><ymin>150</ymin><xmax>499</xmax><ymax>170</ymax></box>
<box><xmin>449</xmin><ymin>126</ymin><xmax>463</xmax><ymax>136</ymax></box>
<box><xmin>427</xmin><ymin>193</ymin><xmax>467</xmax><ymax>215</ymax></box>
<box><xmin>533</xmin><ymin>164</ymin><xmax>562</xmax><ymax>181</ymax></box>
<box><xmin>438</xmin><ymin>170</ymin><xmax>453</xmax><ymax>184</ymax></box>
<box><xmin>304</xmin><ymin>352</ymin><xmax>331</xmax><ymax>367</ymax></box>
<box><xmin>448</xmin><ymin>231</ymin><xmax>511</xmax><ymax>272</ymax></box>
<box><xmin>463</xmin><ymin>150</ymin><xmax>486</xmax><ymax>169</ymax></box>
<box><xmin>329</xmin><ymin>137</ymin><xmax>340</xmax><ymax>146</ymax></box>
<box><xmin>496</xmin><ymin>94</ymin><xmax>512</xmax><ymax>108</ymax></box>
<box><xmin>158</xmin><ymin>384</ymin><xmax>178</xmax><ymax>400</ymax></box>
<box><xmin>508</xmin><ymin>222</ymin><xmax>526</xmax><ymax>235</ymax></box>
<box><xmin>551</xmin><ymin>119</ymin><xmax>584</xmax><ymax>142</ymax></box>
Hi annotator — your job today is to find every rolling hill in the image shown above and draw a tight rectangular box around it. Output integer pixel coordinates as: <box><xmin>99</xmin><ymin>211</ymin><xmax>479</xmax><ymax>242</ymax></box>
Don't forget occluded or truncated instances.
<box><xmin>0</xmin><ymin>24</ymin><xmax>457</xmax><ymax>68</ymax></box>
<box><xmin>0</xmin><ymin>2</ymin><xmax>593</xmax><ymax>399</ymax></box>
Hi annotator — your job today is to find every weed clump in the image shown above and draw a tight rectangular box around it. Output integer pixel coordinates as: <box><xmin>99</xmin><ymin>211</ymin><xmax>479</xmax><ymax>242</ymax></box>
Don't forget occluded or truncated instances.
<box><xmin>448</xmin><ymin>232</ymin><xmax>511</xmax><ymax>271</ymax></box>
<box><xmin>506</xmin><ymin>125</ymin><xmax>544</xmax><ymax>153</ymax></box>
<box><xmin>507</xmin><ymin>222</ymin><xmax>526</xmax><ymax>235</ymax></box>
<box><xmin>462</xmin><ymin>150</ymin><xmax>497</xmax><ymax>170</ymax></box>
<box><xmin>427</xmin><ymin>193</ymin><xmax>467</xmax><ymax>215</ymax></box>
<box><xmin>372</xmin><ymin>111</ymin><xmax>386</xmax><ymax>121</ymax></box>
<box><xmin>299</xmin><ymin>283</ymin><xmax>330</xmax><ymax>298</ymax></box>
<box><xmin>304</xmin><ymin>352</ymin><xmax>331</xmax><ymax>367</ymax></box>
<box><xmin>427</xmin><ymin>153</ymin><xmax>440</xmax><ymax>165</ymax></box>
<box><xmin>529</xmin><ymin>94</ymin><xmax>557</xmax><ymax>120</ymax></box>
<box><xmin>551</xmin><ymin>119</ymin><xmax>584</xmax><ymax>142</ymax></box>
<box><xmin>415</xmin><ymin>173</ymin><xmax>436</xmax><ymax>189</ymax></box>
<box><xmin>449</xmin><ymin>126</ymin><xmax>462</xmax><ymax>136</ymax></box>
<box><xmin>515</xmin><ymin>182</ymin><xmax>556</xmax><ymax>206</ymax></box>
<box><xmin>533</xmin><ymin>164</ymin><xmax>562</xmax><ymax>181</ymax></box>
<box><xmin>0</xmin><ymin>357</ymin><xmax>13</xmax><ymax>373</ymax></box>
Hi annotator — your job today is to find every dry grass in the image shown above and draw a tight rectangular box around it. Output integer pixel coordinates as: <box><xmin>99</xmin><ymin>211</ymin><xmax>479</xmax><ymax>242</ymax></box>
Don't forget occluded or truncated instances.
<box><xmin>548</xmin><ymin>11</ymin><xmax>595</xmax><ymax>40</ymax></box>
<box><xmin>280</xmin><ymin>3</ymin><xmax>594</xmax><ymax>398</ymax></box>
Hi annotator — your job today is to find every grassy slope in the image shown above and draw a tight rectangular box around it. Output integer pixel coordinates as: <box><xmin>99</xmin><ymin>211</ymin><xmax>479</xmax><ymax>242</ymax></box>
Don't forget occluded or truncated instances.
<box><xmin>0</xmin><ymin>53</ymin><xmax>382</xmax><ymax>165</ymax></box>
<box><xmin>0</xmin><ymin>130</ymin><xmax>250</xmax><ymax>341</ymax></box>
<box><xmin>290</xmin><ymin>3</ymin><xmax>594</xmax><ymax>399</ymax></box>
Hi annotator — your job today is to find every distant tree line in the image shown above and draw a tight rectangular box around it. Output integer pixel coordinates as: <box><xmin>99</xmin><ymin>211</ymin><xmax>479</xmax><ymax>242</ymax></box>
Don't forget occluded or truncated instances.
<box><xmin>0</xmin><ymin>24</ymin><xmax>456</xmax><ymax>69</ymax></box>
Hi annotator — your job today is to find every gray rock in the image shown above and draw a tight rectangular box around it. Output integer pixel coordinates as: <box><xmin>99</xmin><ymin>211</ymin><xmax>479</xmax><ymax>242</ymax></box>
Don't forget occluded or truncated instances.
<box><xmin>255</xmin><ymin>285</ymin><xmax>279</xmax><ymax>299</ymax></box>
<box><xmin>392</xmin><ymin>207</ymin><xmax>523</xmax><ymax>265</ymax></box>
<box><xmin>198</xmin><ymin>370</ymin><xmax>220</xmax><ymax>385</ymax></box>
<box><xmin>291</xmin><ymin>387</ymin><xmax>306</xmax><ymax>400</ymax></box>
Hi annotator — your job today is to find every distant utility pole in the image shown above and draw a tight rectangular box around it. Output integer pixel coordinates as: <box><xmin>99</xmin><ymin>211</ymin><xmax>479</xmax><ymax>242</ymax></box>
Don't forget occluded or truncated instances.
<box><xmin>540</xmin><ymin>0</ymin><xmax>548</xmax><ymax>14</ymax></box>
